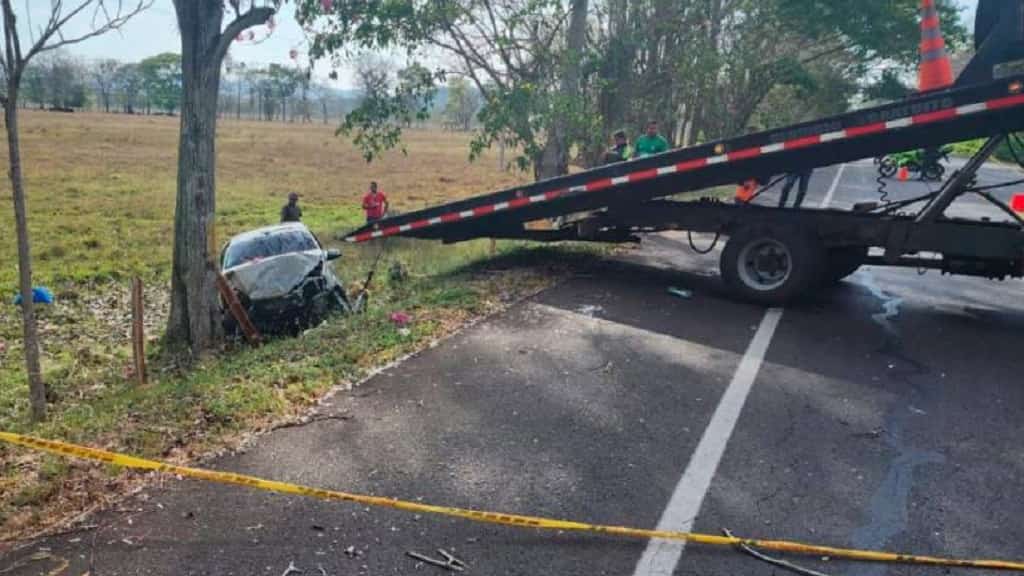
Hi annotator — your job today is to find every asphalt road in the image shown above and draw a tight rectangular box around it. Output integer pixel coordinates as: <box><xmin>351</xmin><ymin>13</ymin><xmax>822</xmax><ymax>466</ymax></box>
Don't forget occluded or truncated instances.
<box><xmin>4</xmin><ymin>161</ymin><xmax>1024</xmax><ymax>576</ymax></box>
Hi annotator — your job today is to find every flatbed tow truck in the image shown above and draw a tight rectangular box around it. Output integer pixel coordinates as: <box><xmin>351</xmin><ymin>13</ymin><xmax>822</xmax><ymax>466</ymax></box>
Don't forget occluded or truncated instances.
<box><xmin>345</xmin><ymin>1</ymin><xmax>1024</xmax><ymax>305</ymax></box>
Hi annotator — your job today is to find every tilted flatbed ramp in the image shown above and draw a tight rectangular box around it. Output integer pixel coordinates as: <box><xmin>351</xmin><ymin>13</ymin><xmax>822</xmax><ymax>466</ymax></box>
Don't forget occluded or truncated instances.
<box><xmin>345</xmin><ymin>77</ymin><xmax>1024</xmax><ymax>245</ymax></box>
<box><xmin>341</xmin><ymin>2</ymin><xmax>1024</xmax><ymax>305</ymax></box>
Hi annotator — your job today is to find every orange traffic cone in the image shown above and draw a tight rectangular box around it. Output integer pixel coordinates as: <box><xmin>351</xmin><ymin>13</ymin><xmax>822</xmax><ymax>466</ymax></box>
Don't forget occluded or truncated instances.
<box><xmin>918</xmin><ymin>0</ymin><xmax>954</xmax><ymax>91</ymax></box>
<box><xmin>898</xmin><ymin>166</ymin><xmax>910</xmax><ymax>181</ymax></box>
<box><xmin>1012</xmin><ymin>194</ymin><xmax>1024</xmax><ymax>214</ymax></box>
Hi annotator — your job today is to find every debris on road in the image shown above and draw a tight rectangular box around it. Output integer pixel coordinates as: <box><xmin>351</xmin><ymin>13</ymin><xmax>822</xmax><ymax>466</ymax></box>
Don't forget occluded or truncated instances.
<box><xmin>406</xmin><ymin>549</ymin><xmax>467</xmax><ymax>572</ymax></box>
<box><xmin>575</xmin><ymin>304</ymin><xmax>604</xmax><ymax>317</ymax></box>
<box><xmin>724</xmin><ymin>528</ymin><xmax>832</xmax><ymax>576</ymax></box>
<box><xmin>343</xmin><ymin>545</ymin><xmax>362</xmax><ymax>559</ymax></box>
<box><xmin>668</xmin><ymin>287</ymin><xmax>693</xmax><ymax>299</ymax></box>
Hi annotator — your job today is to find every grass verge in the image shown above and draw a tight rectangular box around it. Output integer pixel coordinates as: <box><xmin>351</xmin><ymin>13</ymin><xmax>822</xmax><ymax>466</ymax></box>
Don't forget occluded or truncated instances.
<box><xmin>0</xmin><ymin>237</ymin><xmax>604</xmax><ymax>544</ymax></box>
<box><xmin>0</xmin><ymin>110</ymin><xmax>603</xmax><ymax>544</ymax></box>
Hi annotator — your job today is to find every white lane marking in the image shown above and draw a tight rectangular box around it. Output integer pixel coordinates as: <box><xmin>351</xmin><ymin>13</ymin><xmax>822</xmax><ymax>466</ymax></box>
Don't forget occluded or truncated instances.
<box><xmin>631</xmin><ymin>308</ymin><xmax>784</xmax><ymax>576</ymax></box>
<box><xmin>821</xmin><ymin>163</ymin><xmax>847</xmax><ymax>209</ymax></box>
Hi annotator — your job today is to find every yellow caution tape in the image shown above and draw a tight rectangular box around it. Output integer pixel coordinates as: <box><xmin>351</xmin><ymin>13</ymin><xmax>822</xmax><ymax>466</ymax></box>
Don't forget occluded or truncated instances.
<box><xmin>2</xmin><ymin>431</ymin><xmax>1023</xmax><ymax>572</ymax></box>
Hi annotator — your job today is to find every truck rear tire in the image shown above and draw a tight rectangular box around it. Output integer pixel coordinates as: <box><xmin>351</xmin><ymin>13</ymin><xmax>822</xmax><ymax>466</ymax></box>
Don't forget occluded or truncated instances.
<box><xmin>720</xmin><ymin>226</ymin><xmax>824</xmax><ymax>305</ymax></box>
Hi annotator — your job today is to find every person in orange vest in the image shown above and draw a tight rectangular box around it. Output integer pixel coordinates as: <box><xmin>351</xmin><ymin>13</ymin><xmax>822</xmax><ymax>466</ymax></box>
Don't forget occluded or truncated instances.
<box><xmin>735</xmin><ymin>178</ymin><xmax>759</xmax><ymax>204</ymax></box>
<box><xmin>362</xmin><ymin>181</ymin><xmax>389</xmax><ymax>224</ymax></box>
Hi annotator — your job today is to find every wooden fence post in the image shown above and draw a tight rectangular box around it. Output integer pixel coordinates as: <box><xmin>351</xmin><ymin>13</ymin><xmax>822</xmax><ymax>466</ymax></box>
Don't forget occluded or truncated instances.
<box><xmin>131</xmin><ymin>277</ymin><xmax>147</xmax><ymax>385</ymax></box>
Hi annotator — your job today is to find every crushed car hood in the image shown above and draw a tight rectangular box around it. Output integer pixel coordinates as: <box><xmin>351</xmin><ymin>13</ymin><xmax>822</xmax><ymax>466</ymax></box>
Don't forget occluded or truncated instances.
<box><xmin>223</xmin><ymin>250</ymin><xmax>333</xmax><ymax>301</ymax></box>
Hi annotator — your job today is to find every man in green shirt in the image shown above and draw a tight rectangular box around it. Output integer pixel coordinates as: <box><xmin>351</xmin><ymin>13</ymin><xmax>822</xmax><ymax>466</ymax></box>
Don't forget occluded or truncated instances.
<box><xmin>634</xmin><ymin>121</ymin><xmax>670</xmax><ymax>157</ymax></box>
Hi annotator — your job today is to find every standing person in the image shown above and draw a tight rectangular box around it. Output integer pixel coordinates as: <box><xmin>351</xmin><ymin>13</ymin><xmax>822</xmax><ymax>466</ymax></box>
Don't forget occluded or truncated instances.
<box><xmin>633</xmin><ymin>120</ymin><xmax>670</xmax><ymax>158</ymax></box>
<box><xmin>603</xmin><ymin>130</ymin><xmax>633</xmax><ymax>164</ymax></box>
<box><xmin>280</xmin><ymin>192</ymin><xmax>302</xmax><ymax>223</ymax></box>
<box><xmin>362</xmin><ymin>181</ymin><xmax>389</xmax><ymax>224</ymax></box>
<box><xmin>778</xmin><ymin>169</ymin><xmax>812</xmax><ymax>208</ymax></box>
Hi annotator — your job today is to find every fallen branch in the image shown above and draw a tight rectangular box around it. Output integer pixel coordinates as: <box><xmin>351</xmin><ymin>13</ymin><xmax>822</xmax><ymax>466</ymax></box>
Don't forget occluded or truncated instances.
<box><xmin>723</xmin><ymin>528</ymin><xmax>832</xmax><ymax>576</ymax></box>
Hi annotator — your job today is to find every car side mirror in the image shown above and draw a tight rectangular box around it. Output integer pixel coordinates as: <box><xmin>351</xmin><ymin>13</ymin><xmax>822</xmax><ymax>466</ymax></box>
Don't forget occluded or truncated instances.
<box><xmin>325</xmin><ymin>248</ymin><xmax>341</xmax><ymax>261</ymax></box>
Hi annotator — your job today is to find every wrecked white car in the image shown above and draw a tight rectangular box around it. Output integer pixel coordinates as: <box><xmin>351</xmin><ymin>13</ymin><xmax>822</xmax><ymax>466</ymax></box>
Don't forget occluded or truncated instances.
<box><xmin>220</xmin><ymin>222</ymin><xmax>350</xmax><ymax>335</ymax></box>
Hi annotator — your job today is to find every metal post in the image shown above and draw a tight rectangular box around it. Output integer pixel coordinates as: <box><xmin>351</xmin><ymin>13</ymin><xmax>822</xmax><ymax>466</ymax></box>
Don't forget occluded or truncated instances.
<box><xmin>915</xmin><ymin>135</ymin><xmax>1005</xmax><ymax>223</ymax></box>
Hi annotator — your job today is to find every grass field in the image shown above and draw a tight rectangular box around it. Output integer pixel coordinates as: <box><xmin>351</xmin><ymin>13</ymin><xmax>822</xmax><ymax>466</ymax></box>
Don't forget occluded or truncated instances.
<box><xmin>0</xmin><ymin>111</ymin><xmax>601</xmax><ymax>540</ymax></box>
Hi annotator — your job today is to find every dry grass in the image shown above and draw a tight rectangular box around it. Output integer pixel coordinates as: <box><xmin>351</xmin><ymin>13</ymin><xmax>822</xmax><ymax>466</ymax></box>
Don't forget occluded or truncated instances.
<box><xmin>0</xmin><ymin>111</ymin><xmax>599</xmax><ymax>542</ymax></box>
<box><xmin>1</xmin><ymin>111</ymin><xmax>531</xmax><ymax>288</ymax></box>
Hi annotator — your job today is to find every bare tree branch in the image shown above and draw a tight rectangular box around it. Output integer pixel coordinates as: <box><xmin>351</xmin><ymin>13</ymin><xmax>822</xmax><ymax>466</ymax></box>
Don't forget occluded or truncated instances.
<box><xmin>213</xmin><ymin>6</ymin><xmax>275</xmax><ymax>66</ymax></box>
<box><xmin>28</xmin><ymin>1</ymin><xmax>151</xmax><ymax>62</ymax></box>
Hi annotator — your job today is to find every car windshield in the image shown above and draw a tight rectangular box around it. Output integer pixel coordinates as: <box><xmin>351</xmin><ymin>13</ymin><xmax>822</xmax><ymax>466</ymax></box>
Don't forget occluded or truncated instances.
<box><xmin>223</xmin><ymin>229</ymin><xmax>319</xmax><ymax>269</ymax></box>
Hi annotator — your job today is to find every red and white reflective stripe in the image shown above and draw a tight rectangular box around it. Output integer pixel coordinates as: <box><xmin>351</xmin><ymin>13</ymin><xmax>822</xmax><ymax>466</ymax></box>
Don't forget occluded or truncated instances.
<box><xmin>347</xmin><ymin>92</ymin><xmax>1024</xmax><ymax>243</ymax></box>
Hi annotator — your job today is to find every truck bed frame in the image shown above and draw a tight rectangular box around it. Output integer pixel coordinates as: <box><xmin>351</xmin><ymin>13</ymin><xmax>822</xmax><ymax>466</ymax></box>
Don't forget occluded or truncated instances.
<box><xmin>344</xmin><ymin>1</ymin><xmax>1024</xmax><ymax>304</ymax></box>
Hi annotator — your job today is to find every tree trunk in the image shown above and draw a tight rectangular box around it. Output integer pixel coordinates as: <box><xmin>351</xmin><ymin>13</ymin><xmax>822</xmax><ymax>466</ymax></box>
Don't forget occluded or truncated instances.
<box><xmin>168</xmin><ymin>1</ymin><xmax>272</xmax><ymax>357</ymax></box>
<box><xmin>536</xmin><ymin>0</ymin><xmax>588</xmax><ymax>181</ymax></box>
<box><xmin>167</xmin><ymin>1</ymin><xmax>226</xmax><ymax>357</ymax></box>
<box><xmin>5</xmin><ymin>87</ymin><xmax>48</xmax><ymax>421</ymax></box>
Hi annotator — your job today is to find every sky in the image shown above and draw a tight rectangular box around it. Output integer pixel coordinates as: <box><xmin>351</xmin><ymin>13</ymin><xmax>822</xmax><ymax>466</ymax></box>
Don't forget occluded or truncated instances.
<box><xmin>26</xmin><ymin>0</ymin><xmax>980</xmax><ymax>90</ymax></box>
<box><xmin>23</xmin><ymin>1</ymin><xmax>354</xmax><ymax>85</ymax></box>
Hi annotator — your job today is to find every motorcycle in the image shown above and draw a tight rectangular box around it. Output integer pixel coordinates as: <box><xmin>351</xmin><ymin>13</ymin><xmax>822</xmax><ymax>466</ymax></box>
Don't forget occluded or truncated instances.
<box><xmin>875</xmin><ymin>147</ymin><xmax>951</xmax><ymax>181</ymax></box>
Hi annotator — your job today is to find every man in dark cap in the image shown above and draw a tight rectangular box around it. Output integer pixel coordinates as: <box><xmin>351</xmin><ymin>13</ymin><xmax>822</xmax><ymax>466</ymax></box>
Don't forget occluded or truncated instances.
<box><xmin>281</xmin><ymin>192</ymin><xmax>302</xmax><ymax>223</ymax></box>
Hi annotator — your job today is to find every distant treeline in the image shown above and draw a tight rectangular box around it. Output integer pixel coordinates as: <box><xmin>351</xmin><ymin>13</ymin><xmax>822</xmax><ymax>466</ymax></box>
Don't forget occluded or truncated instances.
<box><xmin>15</xmin><ymin>50</ymin><xmax>361</xmax><ymax>123</ymax></box>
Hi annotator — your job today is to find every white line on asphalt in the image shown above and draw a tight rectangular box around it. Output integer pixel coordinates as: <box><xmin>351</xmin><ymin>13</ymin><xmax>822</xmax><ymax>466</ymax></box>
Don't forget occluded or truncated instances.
<box><xmin>631</xmin><ymin>308</ymin><xmax>784</xmax><ymax>576</ymax></box>
<box><xmin>821</xmin><ymin>163</ymin><xmax>847</xmax><ymax>209</ymax></box>
<box><xmin>630</xmin><ymin>163</ymin><xmax>844</xmax><ymax>576</ymax></box>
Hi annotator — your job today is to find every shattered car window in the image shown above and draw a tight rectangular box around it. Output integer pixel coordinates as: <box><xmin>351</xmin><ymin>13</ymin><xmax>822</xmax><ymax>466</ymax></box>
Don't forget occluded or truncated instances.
<box><xmin>223</xmin><ymin>230</ymin><xmax>320</xmax><ymax>269</ymax></box>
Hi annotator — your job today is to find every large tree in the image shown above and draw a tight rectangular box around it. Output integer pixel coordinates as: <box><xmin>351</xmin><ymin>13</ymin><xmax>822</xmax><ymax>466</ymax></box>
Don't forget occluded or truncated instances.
<box><xmin>40</xmin><ymin>51</ymin><xmax>88</xmax><ymax>109</ymax></box>
<box><xmin>443</xmin><ymin>77</ymin><xmax>480</xmax><ymax>131</ymax></box>
<box><xmin>296</xmin><ymin>0</ymin><xmax>599</xmax><ymax>179</ymax></box>
<box><xmin>266</xmin><ymin>62</ymin><xmax>299</xmax><ymax>122</ymax></box>
<box><xmin>92</xmin><ymin>58</ymin><xmax>120</xmax><ymax>112</ymax></box>
<box><xmin>591</xmin><ymin>0</ymin><xmax>966</xmax><ymax>149</ymax></box>
<box><xmin>297</xmin><ymin>0</ymin><xmax>964</xmax><ymax>175</ymax></box>
<box><xmin>140</xmin><ymin>52</ymin><xmax>182</xmax><ymax>113</ymax></box>
<box><xmin>1</xmin><ymin>0</ymin><xmax>147</xmax><ymax>421</ymax></box>
<box><xmin>166</xmin><ymin>0</ymin><xmax>278</xmax><ymax>358</ymax></box>
<box><xmin>113</xmin><ymin>62</ymin><xmax>143</xmax><ymax>113</ymax></box>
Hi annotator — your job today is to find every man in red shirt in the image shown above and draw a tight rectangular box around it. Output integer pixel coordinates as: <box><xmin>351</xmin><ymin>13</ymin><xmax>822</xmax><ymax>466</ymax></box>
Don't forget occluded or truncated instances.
<box><xmin>362</xmin><ymin>181</ymin><xmax>389</xmax><ymax>223</ymax></box>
